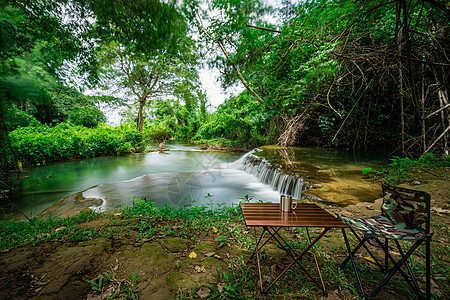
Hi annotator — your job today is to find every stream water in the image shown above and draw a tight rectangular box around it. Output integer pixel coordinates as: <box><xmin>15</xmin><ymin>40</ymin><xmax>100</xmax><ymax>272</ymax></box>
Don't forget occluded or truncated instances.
<box><xmin>3</xmin><ymin>144</ymin><xmax>387</xmax><ymax>218</ymax></box>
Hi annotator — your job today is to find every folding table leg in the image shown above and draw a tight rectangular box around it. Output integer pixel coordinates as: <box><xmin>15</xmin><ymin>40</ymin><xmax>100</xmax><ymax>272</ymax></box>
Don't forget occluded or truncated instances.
<box><xmin>306</xmin><ymin>227</ymin><xmax>327</xmax><ymax>296</ymax></box>
<box><xmin>250</xmin><ymin>227</ymin><xmax>281</xmax><ymax>259</ymax></box>
<box><xmin>252</xmin><ymin>227</ymin><xmax>264</xmax><ymax>292</ymax></box>
<box><xmin>267</xmin><ymin>227</ymin><xmax>322</xmax><ymax>290</ymax></box>
<box><xmin>264</xmin><ymin>228</ymin><xmax>330</xmax><ymax>295</ymax></box>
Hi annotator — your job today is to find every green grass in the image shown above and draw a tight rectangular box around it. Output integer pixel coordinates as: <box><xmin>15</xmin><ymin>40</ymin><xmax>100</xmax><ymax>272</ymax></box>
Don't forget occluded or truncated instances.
<box><xmin>0</xmin><ymin>199</ymin><xmax>244</xmax><ymax>252</ymax></box>
<box><xmin>1</xmin><ymin>200</ymin><xmax>447</xmax><ymax>299</ymax></box>
<box><xmin>372</xmin><ymin>153</ymin><xmax>450</xmax><ymax>185</ymax></box>
<box><xmin>86</xmin><ymin>270</ymin><xmax>140</xmax><ymax>299</ymax></box>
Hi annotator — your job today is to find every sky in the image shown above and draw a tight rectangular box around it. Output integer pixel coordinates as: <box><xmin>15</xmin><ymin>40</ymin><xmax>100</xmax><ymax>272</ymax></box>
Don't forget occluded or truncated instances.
<box><xmin>198</xmin><ymin>68</ymin><xmax>243</xmax><ymax>109</ymax></box>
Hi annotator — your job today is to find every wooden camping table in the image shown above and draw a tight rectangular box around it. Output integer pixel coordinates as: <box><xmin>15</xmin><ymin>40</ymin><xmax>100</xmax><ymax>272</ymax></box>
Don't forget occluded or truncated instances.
<box><xmin>240</xmin><ymin>202</ymin><xmax>347</xmax><ymax>296</ymax></box>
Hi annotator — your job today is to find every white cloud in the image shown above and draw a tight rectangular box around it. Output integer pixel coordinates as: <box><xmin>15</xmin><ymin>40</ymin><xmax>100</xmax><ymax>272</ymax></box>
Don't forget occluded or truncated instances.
<box><xmin>199</xmin><ymin>68</ymin><xmax>244</xmax><ymax>110</ymax></box>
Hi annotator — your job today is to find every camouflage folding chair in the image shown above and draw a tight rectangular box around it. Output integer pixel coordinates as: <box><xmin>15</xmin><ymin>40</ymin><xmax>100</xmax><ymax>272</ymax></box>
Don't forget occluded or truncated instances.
<box><xmin>337</xmin><ymin>184</ymin><xmax>432</xmax><ymax>299</ymax></box>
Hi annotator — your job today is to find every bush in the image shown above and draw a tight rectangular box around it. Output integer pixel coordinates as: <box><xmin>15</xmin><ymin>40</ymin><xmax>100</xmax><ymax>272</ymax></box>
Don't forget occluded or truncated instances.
<box><xmin>67</xmin><ymin>106</ymin><xmax>106</xmax><ymax>128</ymax></box>
<box><xmin>193</xmin><ymin>114</ymin><xmax>263</xmax><ymax>150</ymax></box>
<box><xmin>194</xmin><ymin>114</ymin><xmax>251</xmax><ymax>141</ymax></box>
<box><xmin>9</xmin><ymin>123</ymin><xmax>144</xmax><ymax>165</ymax></box>
<box><xmin>7</xmin><ymin>105</ymin><xmax>41</xmax><ymax>130</ymax></box>
<box><xmin>374</xmin><ymin>153</ymin><xmax>450</xmax><ymax>184</ymax></box>
<box><xmin>147</xmin><ymin>128</ymin><xmax>173</xmax><ymax>143</ymax></box>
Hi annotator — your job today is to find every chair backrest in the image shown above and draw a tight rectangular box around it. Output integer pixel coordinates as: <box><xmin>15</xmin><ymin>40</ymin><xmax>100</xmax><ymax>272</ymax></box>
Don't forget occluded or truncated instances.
<box><xmin>381</xmin><ymin>184</ymin><xmax>431</xmax><ymax>230</ymax></box>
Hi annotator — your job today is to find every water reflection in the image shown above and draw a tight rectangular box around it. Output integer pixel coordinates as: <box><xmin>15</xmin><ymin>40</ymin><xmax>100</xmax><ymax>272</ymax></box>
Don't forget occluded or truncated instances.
<box><xmin>254</xmin><ymin>146</ymin><xmax>387</xmax><ymax>205</ymax></box>
<box><xmin>3</xmin><ymin>144</ymin><xmax>388</xmax><ymax>218</ymax></box>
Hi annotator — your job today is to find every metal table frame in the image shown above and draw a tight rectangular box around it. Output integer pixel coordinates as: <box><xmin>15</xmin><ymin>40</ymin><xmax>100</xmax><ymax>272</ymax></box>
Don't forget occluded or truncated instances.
<box><xmin>240</xmin><ymin>203</ymin><xmax>347</xmax><ymax>296</ymax></box>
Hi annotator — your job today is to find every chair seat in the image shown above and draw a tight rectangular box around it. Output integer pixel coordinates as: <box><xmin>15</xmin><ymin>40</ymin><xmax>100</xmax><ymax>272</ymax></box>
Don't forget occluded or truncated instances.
<box><xmin>337</xmin><ymin>214</ymin><xmax>426</xmax><ymax>240</ymax></box>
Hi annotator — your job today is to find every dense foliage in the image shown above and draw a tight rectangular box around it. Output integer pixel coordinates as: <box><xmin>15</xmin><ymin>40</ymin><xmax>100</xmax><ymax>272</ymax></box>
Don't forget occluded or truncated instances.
<box><xmin>193</xmin><ymin>93</ymin><xmax>269</xmax><ymax>149</ymax></box>
<box><xmin>1</xmin><ymin>0</ymin><xmax>449</xmax><ymax>191</ymax></box>
<box><xmin>372</xmin><ymin>153</ymin><xmax>450</xmax><ymax>184</ymax></box>
<box><xmin>9</xmin><ymin>123</ymin><xmax>143</xmax><ymax>165</ymax></box>
<box><xmin>195</xmin><ymin>0</ymin><xmax>449</xmax><ymax>154</ymax></box>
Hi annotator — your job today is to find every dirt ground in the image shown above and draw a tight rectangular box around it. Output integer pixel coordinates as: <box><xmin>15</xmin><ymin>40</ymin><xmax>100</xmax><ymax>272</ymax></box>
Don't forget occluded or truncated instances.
<box><xmin>0</xmin><ymin>168</ymin><xmax>449</xmax><ymax>300</ymax></box>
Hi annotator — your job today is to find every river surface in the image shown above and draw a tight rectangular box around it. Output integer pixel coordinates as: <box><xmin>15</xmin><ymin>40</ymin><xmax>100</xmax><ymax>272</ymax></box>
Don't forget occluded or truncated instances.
<box><xmin>3</xmin><ymin>145</ymin><xmax>387</xmax><ymax>218</ymax></box>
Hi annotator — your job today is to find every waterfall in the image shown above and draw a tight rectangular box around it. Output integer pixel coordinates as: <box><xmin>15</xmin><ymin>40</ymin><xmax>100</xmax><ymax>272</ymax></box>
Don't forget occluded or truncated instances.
<box><xmin>240</xmin><ymin>150</ymin><xmax>305</xmax><ymax>200</ymax></box>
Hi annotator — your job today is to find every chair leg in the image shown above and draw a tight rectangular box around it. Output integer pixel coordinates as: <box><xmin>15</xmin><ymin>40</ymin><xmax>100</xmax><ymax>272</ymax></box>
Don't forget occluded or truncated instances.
<box><xmin>340</xmin><ymin>227</ymin><xmax>385</xmax><ymax>272</ymax></box>
<box><xmin>426</xmin><ymin>235</ymin><xmax>431</xmax><ymax>300</ymax></box>
<box><xmin>394</xmin><ymin>239</ymin><xmax>424</xmax><ymax>298</ymax></box>
<box><xmin>341</xmin><ymin>228</ymin><xmax>372</xmax><ymax>299</ymax></box>
<box><xmin>369</xmin><ymin>239</ymin><xmax>426</xmax><ymax>299</ymax></box>
<box><xmin>372</xmin><ymin>238</ymin><xmax>422</xmax><ymax>296</ymax></box>
<box><xmin>341</xmin><ymin>228</ymin><xmax>430</xmax><ymax>299</ymax></box>
<box><xmin>384</xmin><ymin>238</ymin><xmax>389</xmax><ymax>271</ymax></box>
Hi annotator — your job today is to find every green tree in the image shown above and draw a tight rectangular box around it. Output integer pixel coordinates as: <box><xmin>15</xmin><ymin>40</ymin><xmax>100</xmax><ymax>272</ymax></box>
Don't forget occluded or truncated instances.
<box><xmin>97</xmin><ymin>36</ymin><xmax>200</xmax><ymax>132</ymax></box>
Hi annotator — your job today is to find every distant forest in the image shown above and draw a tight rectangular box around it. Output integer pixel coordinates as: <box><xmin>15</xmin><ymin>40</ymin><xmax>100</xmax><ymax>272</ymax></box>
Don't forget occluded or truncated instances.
<box><xmin>1</xmin><ymin>0</ymin><xmax>449</xmax><ymax>186</ymax></box>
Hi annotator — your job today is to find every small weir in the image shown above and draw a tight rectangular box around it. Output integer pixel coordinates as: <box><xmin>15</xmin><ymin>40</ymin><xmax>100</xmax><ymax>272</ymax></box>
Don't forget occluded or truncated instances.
<box><xmin>5</xmin><ymin>145</ymin><xmax>384</xmax><ymax>218</ymax></box>
<box><xmin>242</xmin><ymin>150</ymin><xmax>305</xmax><ymax>200</ymax></box>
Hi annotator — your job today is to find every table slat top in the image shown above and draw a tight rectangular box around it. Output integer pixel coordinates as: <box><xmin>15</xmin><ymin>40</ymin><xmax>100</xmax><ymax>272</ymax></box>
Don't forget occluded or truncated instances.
<box><xmin>240</xmin><ymin>203</ymin><xmax>347</xmax><ymax>228</ymax></box>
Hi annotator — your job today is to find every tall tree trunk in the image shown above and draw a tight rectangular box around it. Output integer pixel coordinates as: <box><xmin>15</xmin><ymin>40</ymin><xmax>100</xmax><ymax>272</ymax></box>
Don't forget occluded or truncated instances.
<box><xmin>399</xmin><ymin>48</ymin><xmax>406</xmax><ymax>156</ymax></box>
<box><xmin>397</xmin><ymin>1</ymin><xmax>406</xmax><ymax>156</ymax></box>
<box><xmin>137</xmin><ymin>98</ymin><xmax>146</xmax><ymax>132</ymax></box>
<box><xmin>421</xmin><ymin>64</ymin><xmax>427</xmax><ymax>153</ymax></box>
<box><xmin>434</xmin><ymin>69</ymin><xmax>450</xmax><ymax>155</ymax></box>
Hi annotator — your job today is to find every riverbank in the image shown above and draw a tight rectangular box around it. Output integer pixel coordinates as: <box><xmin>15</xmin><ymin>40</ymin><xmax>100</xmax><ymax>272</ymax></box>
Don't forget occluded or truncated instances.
<box><xmin>0</xmin><ymin>167</ymin><xmax>448</xmax><ymax>299</ymax></box>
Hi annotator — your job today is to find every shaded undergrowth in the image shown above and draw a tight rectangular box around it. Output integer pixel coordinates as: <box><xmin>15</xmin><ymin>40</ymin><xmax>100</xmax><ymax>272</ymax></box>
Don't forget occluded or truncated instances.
<box><xmin>0</xmin><ymin>200</ymin><xmax>448</xmax><ymax>299</ymax></box>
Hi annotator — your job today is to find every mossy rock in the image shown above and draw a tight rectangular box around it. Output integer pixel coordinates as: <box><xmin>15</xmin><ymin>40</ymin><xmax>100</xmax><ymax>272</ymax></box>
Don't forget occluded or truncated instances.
<box><xmin>199</xmin><ymin>257</ymin><xmax>227</xmax><ymax>271</ymax></box>
<box><xmin>228</xmin><ymin>245</ymin><xmax>251</xmax><ymax>259</ymax></box>
<box><xmin>159</xmin><ymin>237</ymin><xmax>193</xmax><ymax>253</ymax></box>
<box><xmin>118</xmin><ymin>242</ymin><xmax>171</xmax><ymax>265</ymax></box>
<box><xmin>165</xmin><ymin>271</ymin><xmax>196</xmax><ymax>291</ymax></box>
<box><xmin>140</xmin><ymin>243</ymin><xmax>171</xmax><ymax>264</ymax></box>
<box><xmin>263</xmin><ymin>244</ymin><xmax>287</xmax><ymax>264</ymax></box>
<box><xmin>192</xmin><ymin>244</ymin><xmax>216</xmax><ymax>254</ymax></box>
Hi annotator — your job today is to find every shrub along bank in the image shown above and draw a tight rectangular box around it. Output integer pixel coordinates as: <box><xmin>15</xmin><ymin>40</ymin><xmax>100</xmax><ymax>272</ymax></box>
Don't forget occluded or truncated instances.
<box><xmin>9</xmin><ymin>123</ymin><xmax>143</xmax><ymax>165</ymax></box>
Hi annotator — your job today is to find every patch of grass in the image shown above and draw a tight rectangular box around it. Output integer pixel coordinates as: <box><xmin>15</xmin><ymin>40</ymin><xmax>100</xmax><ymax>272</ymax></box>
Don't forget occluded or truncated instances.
<box><xmin>1</xmin><ymin>199</ymin><xmax>447</xmax><ymax>299</ymax></box>
<box><xmin>373</xmin><ymin>153</ymin><xmax>450</xmax><ymax>184</ymax></box>
<box><xmin>0</xmin><ymin>210</ymin><xmax>99</xmax><ymax>250</ymax></box>
<box><xmin>0</xmin><ymin>199</ymin><xmax>245</xmax><ymax>252</ymax></box>
<box><xmin>86</xmin><ymin>270</ymin><xmax>140</xmax><ymax>299</ymax></box>
<box><xmin>205</xmin><ymin>257</ymin><xmax>256</xmax><ymax>299</ymax></box>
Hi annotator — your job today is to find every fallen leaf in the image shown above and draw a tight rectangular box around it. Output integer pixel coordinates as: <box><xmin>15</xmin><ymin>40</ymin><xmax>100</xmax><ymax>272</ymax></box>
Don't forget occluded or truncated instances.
<box><xmin>258</xmin><ymin>275</ymin><xmax>272</xmax><ymax>286</ymax></box>
<box><xmin>194</xmin><ymin>265</ymin><xmax>205</xmax><ymax>273</ymax></box>
<box><xmin>32</xmin><ymin>281</ymin><xmax>48</xmax><ymax>286</ymax></box>
<box><xmin>113</xmin><ymin>213</ymin><xmax>121</xmax><ymax>216</ymax></box>
<box><xmin>431</xmin><ymin>287</ymin><xmax>442</xmax><ymax>297</ymax></box>
<box><xmin>189</xmin><ymin>251</ymin><xmax>197</xmax><ymax>259</ymax></box>
<box><xmin>363</xmin><ymin>256</ymin><xmax>379</xmax><ymax>264</ymax></box>
<box><xmin>54</xmin><ymin>227</ymin><xmax>66</xmax><ymax>232</ymax></box>
<box><xmin>212</xmin><ymin>226</ymin><xmax>218</xmax><ymax>233</ymax></box>
<box><xmin>204</xmin><ymin>252</ymin><xmax>215</xmax><ymax>257</ymax></box>
<box><xmin>197</xmin><ymin>287</ymin><xmax>211</xmax><ymax>299</ymax></box>
<box><xmin>217</xmin><ymin>284</ymin><xmax>224</xmax><ymax>293</ymax></box>
<box><xmin>213</xmin><ymin>254</ymin><xmax>221</xmax><ymax>259</ymax></box>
